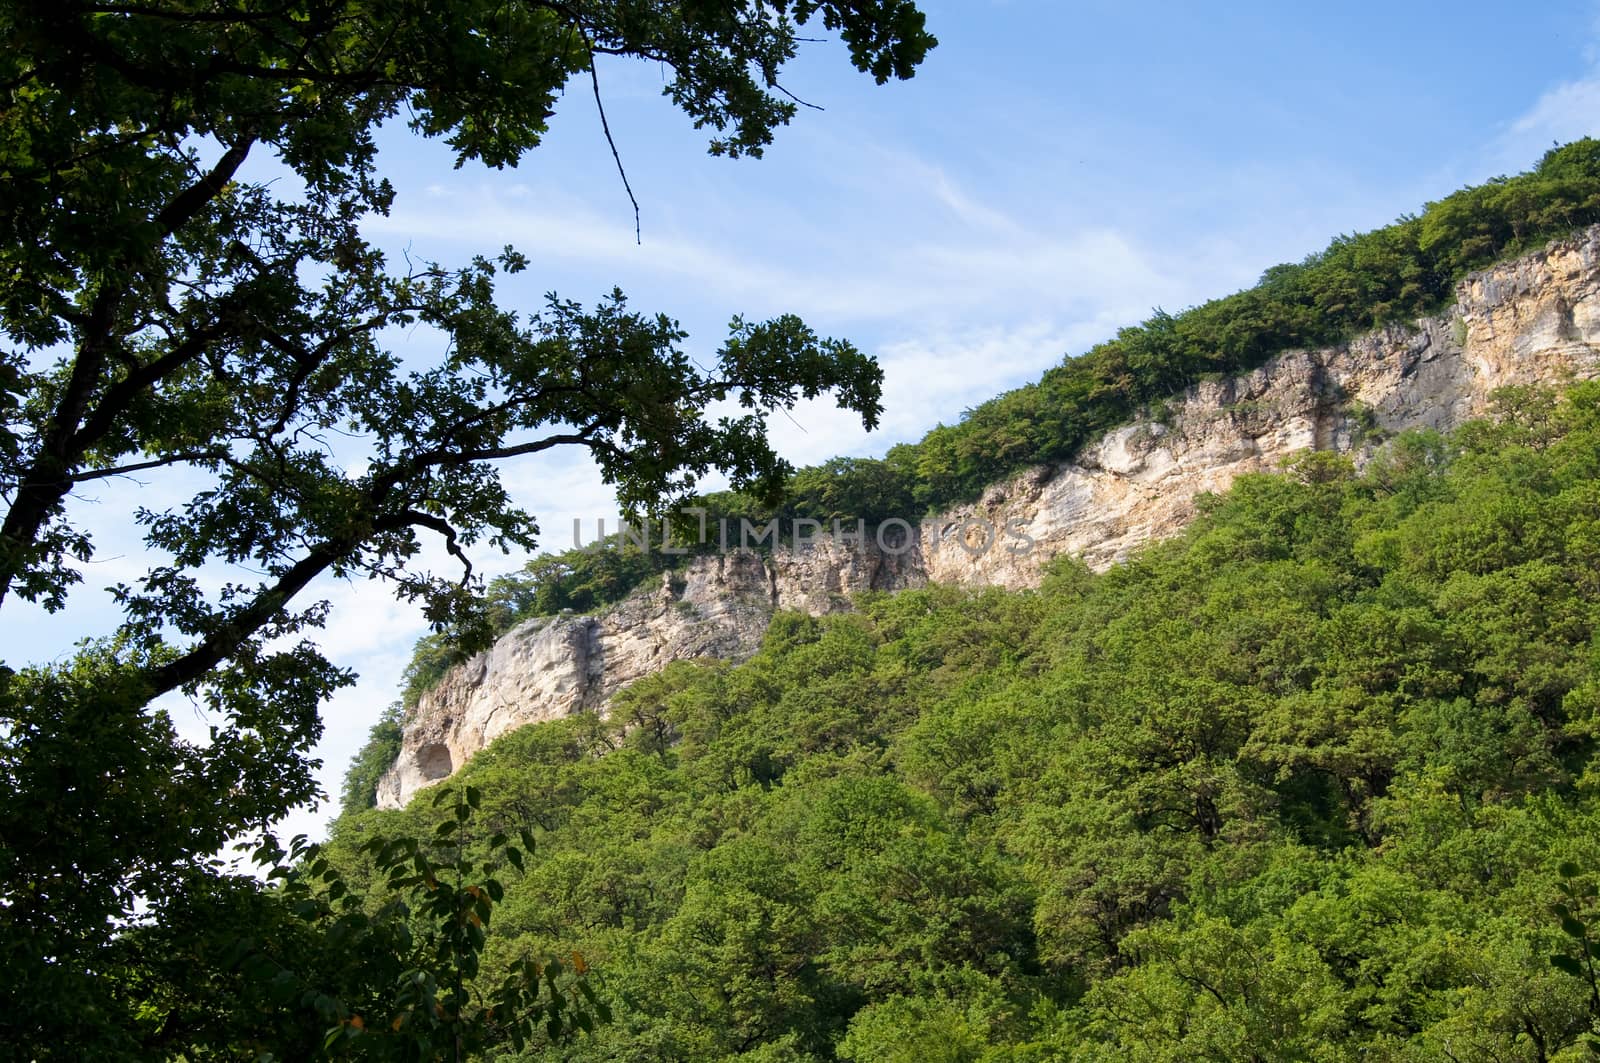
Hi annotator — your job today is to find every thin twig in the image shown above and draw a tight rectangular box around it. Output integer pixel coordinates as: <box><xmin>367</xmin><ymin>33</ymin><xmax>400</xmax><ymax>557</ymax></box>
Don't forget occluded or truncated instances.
<box><xmin>587</xmin><ymin>50</ymin><xmax>641</xmax><ymax>244</ymax></box>
<box><xmin>773</xmin><ymin>81</ymin><xmax>823</xmax><ymax>111</ymax></box>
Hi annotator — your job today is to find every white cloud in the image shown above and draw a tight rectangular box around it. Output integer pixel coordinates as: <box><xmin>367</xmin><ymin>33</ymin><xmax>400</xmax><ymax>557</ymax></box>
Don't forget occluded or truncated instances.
<box><xmin>364</xmin><ymin>172</ymin><xmax>1224</xmax><ymax>334</ymax></box>
<box><xmin>869</xmin><ymin>148</ymin><xmax>1023</xmax><ymax>234</ymax></box>
<box><xmin>495</xmin><ymin>450</ymin><xmax>628</xmax><ymax>543</ymax></box>
<box><xmin>753</xmin><ymin>318</ymin><xmax>1104</xmax><ymax>466</ymax></box>
<box><xmin>1494</xmin><ymin>73</ymin><xmax>1600</xmax><ymax>173</ymax></box>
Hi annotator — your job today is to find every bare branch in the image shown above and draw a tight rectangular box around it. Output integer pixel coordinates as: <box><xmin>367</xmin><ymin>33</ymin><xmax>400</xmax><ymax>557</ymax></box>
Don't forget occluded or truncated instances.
<box><xmin>394</xmin><ymin>428</ymin><xmax>606</xmax><ymax>477</ymax></box>
<box><xmin>64</xmin><ymin>451</ymin><xmax>217</xmax><ymax>485</ymax></box>
<box><xmin>399</xmin><ymin>509</ymin><xmax>474</xmax><ymax>586</ymax></box>
<box><xmin>772</xmin><ymin>81</ymin><xmax>824</xmax><ymax>111</ymax></box>
<box><xmin>587</xmin><ymin>47</ymin><xmax>641</xmax><ymax>245</ymax></box>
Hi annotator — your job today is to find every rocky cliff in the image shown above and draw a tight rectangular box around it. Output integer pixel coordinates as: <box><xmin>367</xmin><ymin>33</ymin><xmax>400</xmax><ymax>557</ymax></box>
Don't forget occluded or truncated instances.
<box><xmin>376</xmin><ymin>227</ymin><xmax>1600</xmax><ymax>808</ymax></box>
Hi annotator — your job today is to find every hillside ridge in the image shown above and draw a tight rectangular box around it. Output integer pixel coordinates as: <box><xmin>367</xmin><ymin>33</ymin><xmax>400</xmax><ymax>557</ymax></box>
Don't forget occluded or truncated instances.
<box><xmin>376</xmin><ymin>223</ymin><xmax>1600</xmax><ymax>807</ymax></box>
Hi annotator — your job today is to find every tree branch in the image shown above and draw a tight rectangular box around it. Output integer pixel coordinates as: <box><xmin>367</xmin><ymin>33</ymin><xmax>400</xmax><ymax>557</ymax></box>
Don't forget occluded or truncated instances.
<box><xmin>62</xmin><ymin>451</ymin><xmax>217</xmax><ymax>485</ymax></box>
<box><xmin>81</xmin><ymin>2</ymin><xmax>295</xmax><ymax>23</ymax></box>
<box><xmin>587</xmin><ymin>46</ymin><xmax>640</xmax><ymax>245</ymax></box>
<box><xmin>0</xmin><ymin>141</ymin><xmax>259</xmax><ymax>607</ymax></box>
<box><xmin>772</xmin><ymin>81</ymin><xmax>824</xmax><ymax>111</ymax></box>
<box><xmin>155</xmin><ymin>138</ymin><xmax>255</xmax><ymax>239</ymax></box>
<box><xmin>145</xmin><ymin>539</ymin><xmax>350</xmax><ymax>695</ymax></box>
<box><xmin>399</xmin><ymin>509</ymin><xmax>473</xmax><ymax>587</ymax></box>
<box><xmin>420</xmin><ymin>430</ymin><xmax>618</xmax><ymax>470</ymax></box>
<box><xmin>140</xmin><ymin>423</ymin><xmax>619</xmax><ymax>695</ymax></box>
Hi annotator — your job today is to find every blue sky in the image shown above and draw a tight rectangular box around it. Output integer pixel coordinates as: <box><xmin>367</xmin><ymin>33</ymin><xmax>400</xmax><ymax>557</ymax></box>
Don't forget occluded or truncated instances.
<box><xmin>11</xmin><ymin>0</ymin><xmax>1600</xmax><ymax>841</ymax></box>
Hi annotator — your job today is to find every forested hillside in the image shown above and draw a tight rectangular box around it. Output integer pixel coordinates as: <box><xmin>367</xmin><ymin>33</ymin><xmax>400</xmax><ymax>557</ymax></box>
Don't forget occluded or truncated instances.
<box><xmin>321</xmin><ymin>383</ymin><xmax>1600</xmax><ymax>1059</ymax></box>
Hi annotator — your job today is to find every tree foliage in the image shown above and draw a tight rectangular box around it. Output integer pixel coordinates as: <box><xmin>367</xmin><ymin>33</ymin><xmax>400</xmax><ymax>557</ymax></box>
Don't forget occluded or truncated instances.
<box><xmin>0</xmin><ymin>1</ymin><xmax>936</xmax><ymax>1056</ymax></box>
<box><xmin>112</xmin><ymin>787</ymin><xmax>605</xmax><ymax>1060</ymax></box>
<box><xmin>341</xmin><ymin>703</ymin><xmax>405</xmax><ymax>819</ymax></box>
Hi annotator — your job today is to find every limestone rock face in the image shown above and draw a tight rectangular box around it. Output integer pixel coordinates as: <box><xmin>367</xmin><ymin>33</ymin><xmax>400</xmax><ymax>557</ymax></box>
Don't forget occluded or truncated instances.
<box><xmin>769</xmin><ymin>532</ymin><xmax>927</xmax><ymax>611</ymax></box>
<box><xmin>375</xmin><ymin>552</ymin><xmax>776</xmax><ymax>808</ymax></box>
<box><xmin>918</xmin><ymin>228</ymin><xmax>1600</xmax><ymax>584</ymax></box>
<box><xmin>377</xmin><ymin>228</ymin><xmax>1600</xmax><ymax>808</ymax></box>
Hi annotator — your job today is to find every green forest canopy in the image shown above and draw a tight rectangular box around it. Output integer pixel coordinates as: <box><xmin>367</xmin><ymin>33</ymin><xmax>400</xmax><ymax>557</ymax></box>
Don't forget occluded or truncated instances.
<box><xmin>319</xmin><ymin>382</ymin><xmax>1600</xmax><ymax>1059</ymax></box>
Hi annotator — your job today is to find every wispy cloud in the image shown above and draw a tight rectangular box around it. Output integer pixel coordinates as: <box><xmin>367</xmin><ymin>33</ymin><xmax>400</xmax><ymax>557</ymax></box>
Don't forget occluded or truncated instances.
<box><xmin>365</xmin><ymin>170</ymin><xmax>1223</xmax><ymax>333</ymax></box>
<box><xmin>869</xmin><ymin>148</ymin><xmax>1023</xmax><ymax>234</ymax></box>
<box><xmin>1493</xmin><ymin>70</ymin><xmax>1600</xmax><ymax>173</ymax></box>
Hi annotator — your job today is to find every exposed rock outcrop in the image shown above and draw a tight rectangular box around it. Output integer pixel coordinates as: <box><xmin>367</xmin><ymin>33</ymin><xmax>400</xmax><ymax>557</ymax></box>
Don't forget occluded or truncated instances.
<box><xmin>377</xmin><ymin>227</ymin><xmax>1600</xmax><ymax>807</ymax></box>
